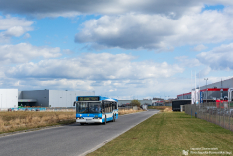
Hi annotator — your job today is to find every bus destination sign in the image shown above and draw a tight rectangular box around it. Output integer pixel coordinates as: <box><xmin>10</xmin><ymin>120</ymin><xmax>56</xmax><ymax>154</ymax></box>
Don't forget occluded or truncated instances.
<box><xmin>78</xmin><ymin>97</ymin><xmax>99</xmax><ymax>101</ymax></box>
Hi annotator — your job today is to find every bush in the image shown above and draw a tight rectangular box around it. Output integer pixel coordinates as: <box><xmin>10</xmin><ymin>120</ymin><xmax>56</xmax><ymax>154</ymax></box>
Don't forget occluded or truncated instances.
<box><xmin>130</xmin><ymin>100</ymin><xmax>141</xmax><ymax>107</ymax></box>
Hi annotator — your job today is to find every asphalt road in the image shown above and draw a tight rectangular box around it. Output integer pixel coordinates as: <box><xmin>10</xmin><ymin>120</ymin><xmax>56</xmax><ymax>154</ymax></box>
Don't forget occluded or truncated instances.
<box><xmin>0</xmin><ymin>109</ymin><xmax>159</xmax><ymax>156</ymax></box>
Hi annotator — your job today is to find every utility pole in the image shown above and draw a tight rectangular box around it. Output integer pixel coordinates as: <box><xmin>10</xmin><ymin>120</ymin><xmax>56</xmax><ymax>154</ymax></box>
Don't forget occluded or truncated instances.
<box><xmin>204</xmin><ymin>78</ymin><xmax>208</xmax><ymax>103</ymax></box>
<box><xmin>221</xmin><ymin>79</ymin><xmax>223</xmax><ymax>99</ymax></box>
<box><xmin>195</xmin><ymin>71</ymin><xmax>196</xmax><ymax>104</ymax></box>
<box><xmin>199</xmin><ymin>72</ymin><xmax>201</xmax><ymax>108</ymax></box>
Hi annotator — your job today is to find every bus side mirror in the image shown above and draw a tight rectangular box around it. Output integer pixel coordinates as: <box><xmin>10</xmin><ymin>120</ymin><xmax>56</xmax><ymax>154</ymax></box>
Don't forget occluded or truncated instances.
<box><xmin>73</xmin><ymin>102</ymin><xmax>76</xmax><ymax>106</ymax></box>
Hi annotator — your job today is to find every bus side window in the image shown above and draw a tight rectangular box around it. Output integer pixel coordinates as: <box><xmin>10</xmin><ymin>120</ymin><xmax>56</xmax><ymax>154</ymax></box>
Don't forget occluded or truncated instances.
<box><xmin>105</xmin><ymin>104</ymin><xmax>109</xmax><ymax>113</ymax></box>
<box><xmin>112</xmin><ymin>103</ymin><xmax>116</xmax><ymax>110</ymax></box>
<box><xmin>105</xmin><ymin>104</ymin><xmax>107</xmax><ymax>113</ymax></box>
<box><xmin>108</xmin><ymin>104</ymin><xmax>110</xmax><ymax>113</ymax></box>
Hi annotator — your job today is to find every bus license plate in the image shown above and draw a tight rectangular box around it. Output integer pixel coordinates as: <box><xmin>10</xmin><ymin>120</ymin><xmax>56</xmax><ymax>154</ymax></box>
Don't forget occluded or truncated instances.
<box><xmin>86</xmin><ymin>119</ymin><xmax>92</xmax><ymax>121</ymax></box>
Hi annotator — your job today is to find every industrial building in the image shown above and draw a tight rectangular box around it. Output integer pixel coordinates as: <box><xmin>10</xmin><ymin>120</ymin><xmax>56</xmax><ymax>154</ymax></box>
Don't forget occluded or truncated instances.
<box><xmin>0</xmin><ymin>89</ymin><xmax>18</xmax><ymax>110</ymax></box>
<box><xmin>177</xmin><ymin>77</ymin><xmax>233</xmax><ymax>100</ymax></box>
<box><xmin>0</xmin><ymin>89</ymin><xmax>95</xmax><ymax>109</ymax></box>
<box><xmin>118</xmin><ymin>99</ymin><xmax>152</xmax><ymax>106</ymax></box>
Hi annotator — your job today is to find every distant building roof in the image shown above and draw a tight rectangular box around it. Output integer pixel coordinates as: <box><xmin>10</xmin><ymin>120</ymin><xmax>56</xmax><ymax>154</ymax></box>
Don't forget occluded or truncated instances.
<box><xmin>153</xmin><ymin>98</ymin><xmax>164</xmax><ymax>100</ymax></box>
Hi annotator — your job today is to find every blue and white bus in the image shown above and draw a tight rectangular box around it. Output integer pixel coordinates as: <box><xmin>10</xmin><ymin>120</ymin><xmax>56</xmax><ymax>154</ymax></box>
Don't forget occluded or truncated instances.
<box><xmin>73</xmin><ymin>96</ymin><xmax>118</xmax><ymax>125</ymax></box>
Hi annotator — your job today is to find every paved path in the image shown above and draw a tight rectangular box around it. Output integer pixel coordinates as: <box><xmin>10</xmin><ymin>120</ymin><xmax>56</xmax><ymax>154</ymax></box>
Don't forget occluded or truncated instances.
<box><xmin>0</xmin><ymin>109</ymin><xmax>159</xmax><ymax>156</ymax></box>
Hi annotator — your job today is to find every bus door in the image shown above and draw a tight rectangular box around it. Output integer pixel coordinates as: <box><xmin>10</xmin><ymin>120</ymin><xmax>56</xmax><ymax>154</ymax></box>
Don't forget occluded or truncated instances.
<box><xmin>102</xmin><ymin>101</ymin><xmax>106</xmax><ymax>114</ymax></box>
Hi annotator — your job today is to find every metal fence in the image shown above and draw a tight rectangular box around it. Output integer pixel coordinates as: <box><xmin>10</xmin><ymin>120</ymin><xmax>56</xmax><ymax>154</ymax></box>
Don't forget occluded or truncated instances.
<box><xmin>185</xmin><ymin>102</ymin><xmax>233</xmax><ymax>132</ymax></box>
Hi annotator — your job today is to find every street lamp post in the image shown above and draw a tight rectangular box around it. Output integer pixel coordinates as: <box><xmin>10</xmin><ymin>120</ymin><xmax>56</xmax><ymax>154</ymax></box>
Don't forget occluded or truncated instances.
<box><xmin>204</xmin><ymin>78</ymin><xmax>208</xmax><ymax>103</ymax></box>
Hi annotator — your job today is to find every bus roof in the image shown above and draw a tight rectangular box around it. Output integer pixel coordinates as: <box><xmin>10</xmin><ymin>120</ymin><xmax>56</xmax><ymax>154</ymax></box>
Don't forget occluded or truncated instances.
<box><xmin>76</xmin><ymin>96</ymin><xmax>118</xmax><ymax>102</ymax></box>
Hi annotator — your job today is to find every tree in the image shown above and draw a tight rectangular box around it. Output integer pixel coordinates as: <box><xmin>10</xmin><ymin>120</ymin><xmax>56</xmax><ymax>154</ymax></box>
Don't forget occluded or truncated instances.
<box><xmin>130</xmin><ymin>99</ymin><xmax>141</xmax><ymax>107</ymax></box>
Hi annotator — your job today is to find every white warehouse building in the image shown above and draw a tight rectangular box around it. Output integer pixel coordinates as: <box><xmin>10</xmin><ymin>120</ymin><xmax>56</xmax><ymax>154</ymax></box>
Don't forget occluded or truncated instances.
<box><xmin>18</xmin><ymin>90</ymin><xmax>95</xmax><ymax>107</ymax></box>
<box><xmin>0</xmin><ymin>89</ymin><xmax>95</xmax><ymax>109</ymax></box>
<box><xmin>0</xmin><ymin>89</ymin><xmax>18</xmax><ymax>110</ymax></box>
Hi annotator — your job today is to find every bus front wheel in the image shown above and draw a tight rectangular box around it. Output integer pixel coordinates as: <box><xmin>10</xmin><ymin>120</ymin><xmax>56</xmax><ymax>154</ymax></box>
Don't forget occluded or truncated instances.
<box><xmin>80</xmin><ymin>123</ymin><xmax>84</xmax><ymax>125</ymax></box>
<box><xmin>113</xmin><ymin>114</ymin><xmax>115</xmax><ymax>122</ymax></box>
<box><xmin>104</xmin><ymin>116</ymin><xmax>106</xmax><ymax>125</ymax></box>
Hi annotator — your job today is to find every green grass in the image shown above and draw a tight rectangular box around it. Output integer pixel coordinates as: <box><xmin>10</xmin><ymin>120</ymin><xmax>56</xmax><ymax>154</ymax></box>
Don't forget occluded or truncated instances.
<box><xmin>88</xmin><ymin>112</ymin><xmax>233</xmax><ymax>156</ymax></box>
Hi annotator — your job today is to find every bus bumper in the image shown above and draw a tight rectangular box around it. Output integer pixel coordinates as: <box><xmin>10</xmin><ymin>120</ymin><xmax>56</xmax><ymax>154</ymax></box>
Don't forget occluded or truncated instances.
<box><xmin>76</xmin><ymin>118</ymin><xmax>102</xmax><ymax>123</ymax></box>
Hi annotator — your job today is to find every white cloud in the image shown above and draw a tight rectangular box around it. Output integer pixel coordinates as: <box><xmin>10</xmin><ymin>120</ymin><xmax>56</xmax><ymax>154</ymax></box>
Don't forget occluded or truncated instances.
<box><xmin>5</xmin><ymin>26</ymin><xmax>26</xmax><ymax>37</ymax></box>
<box><xmin>0</xmin><ymin>77</ymin><xmax>95</xmax><ymax>91</ymax></box>
<box><xmin>197</xmin><ymin>66</ymin><xmax>212</xmax><ymax>78</ymax></box>
<box><xmin>175</xmin><ymin>56</ymin><xmax>201</xmax><ymax>67</ymax></box>
<box><xmin>0</xmin><ymin>16</ymin><xmax>33</xmax><ymax>30</ymax></box>
<box><xmin>109</xmin><ymin>89</ymin><xmax>117</xmax><ymax>92</ymax></box>
<box><xmin>75</xmin><ymin>8</ymin><xmax>233</xmax><ymax>50</ymax></box>
<box><xmin>37</xmin><ymin>79</ymin><xmax>95</xmax><ymax>91</ymax></box>
<box><xmin>62</xmin><ymin>49</ymin><xmax>73</xmax><ymax>54</ymax></box>
<box><xmin>23</xmin><ymin>33</ymin><xmax>31</xmax><ymax>39</ymax></box>
<box><xmin>192</xmin><ymin>44</ymin><xmax>208</xmax><ymax>51</ymax></box>
<box><xmin>0</xmin><ymin>15</ymin><xmax>33</xmax><ymax>42</ymax></box>
<box><xmin>75</xmin><ymin>13</ymin><xmax>176</xmax><ymax>50</ymax></box>
<box><xmin>0</xmin><ymin>52</ymin><xmax>186</xmax><ymax>99</ymax></box>
<box><xmin>0</xmin><ymin>76</ymin><xmax>190</xmax><ymax>99</ymax></box>
<box><xmin>2</xmin><ymin>73</ymin><xmax>230</xmax><ymax>99</ymax></box>
<box><xmin>5</xmin><ymin>53</ymin><xmax>183</xmax><ymax>80</ymax></box>
<box><xmin>0</xmin><ymin>43</ymin><xmax>61</xmax><ymax>64</ymax></box>
<box><xmin>197</xmin><ymin>42</ymin><xmax>233</xmax><ymax>70</ymax></box>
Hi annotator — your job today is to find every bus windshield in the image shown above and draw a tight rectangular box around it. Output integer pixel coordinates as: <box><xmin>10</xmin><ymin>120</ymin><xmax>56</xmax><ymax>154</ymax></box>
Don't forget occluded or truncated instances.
<box><xmin>76</xmin><ymin>102</ymin><xmax>102</xmax><ymax>113</ymax></box>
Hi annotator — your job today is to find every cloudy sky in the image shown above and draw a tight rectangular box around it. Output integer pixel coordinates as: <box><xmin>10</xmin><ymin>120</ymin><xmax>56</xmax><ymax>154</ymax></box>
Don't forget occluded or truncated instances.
<box><xmin>0</xmin><ymin>1</ymin><xmax>233</xmax><ymax>99</ymax></box>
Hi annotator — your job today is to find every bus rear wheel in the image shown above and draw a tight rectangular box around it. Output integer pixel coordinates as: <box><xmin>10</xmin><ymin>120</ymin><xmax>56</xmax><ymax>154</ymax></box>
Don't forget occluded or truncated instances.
<box><xmin>80</xmin><ymin>123</ymin><xmax>84</xmax><ymax>125</ymax></box>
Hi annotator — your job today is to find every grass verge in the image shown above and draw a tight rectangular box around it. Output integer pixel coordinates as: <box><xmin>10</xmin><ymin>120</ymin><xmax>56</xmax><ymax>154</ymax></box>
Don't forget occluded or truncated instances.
<box><xmin>148</xmin><ymin>106</ymin><xmax>172</xmax><ymax>112</ymax></box>
<box><xmin>0</xmin><ymin>111</ymin><xmax>75</xmax><ymax>134</ymax></box>
<box><xmin>87</xmin><ymin>112</ymin><xmax>233</xmax><ymax>156</ymax></box>
<box><xmin>118</xmin><ymin>109</ymin><xmax>144</xmax><ymax>115</ymax></box>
